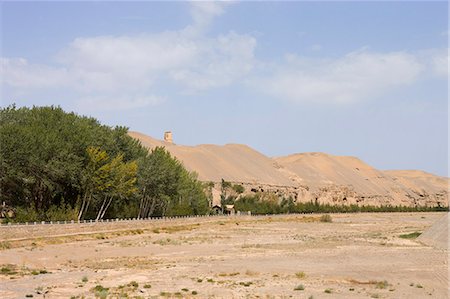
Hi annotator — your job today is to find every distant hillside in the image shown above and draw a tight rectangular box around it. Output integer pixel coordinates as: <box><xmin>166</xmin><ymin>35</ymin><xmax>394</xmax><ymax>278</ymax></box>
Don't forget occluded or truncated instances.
<box><xmin>129</xmin><ymin>131</ymin><xmax>449</xmax><ymax>208</ymax></box>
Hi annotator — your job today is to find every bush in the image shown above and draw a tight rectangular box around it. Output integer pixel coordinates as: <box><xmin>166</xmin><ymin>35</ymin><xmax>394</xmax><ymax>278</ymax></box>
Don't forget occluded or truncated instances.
<box><xmin>320</xmin><ymin>214</ymin><xmax>332</xmax><ymax>223</ymax></box>
<box><xmin>399</xmin><ymin>232</ymin><xmax>421</xmax><ymax>239</ymax></box>
<box><xmin>375</xmin><ymin>280</ymin><xmax>389</xmax><ymax>289</ymax></box>
<box><xmin>45</xmin><ymin>200</ymin><xmax>78</xmax><ymax>221</ymax></box>
<box><xmin>232</xmin><ymin>184</ymin><xmax>245</xmax><ymax>194</ymax></box>
<box><xmin>294</xmin><ymin>284</ymin><xmax>305</xmax><ymax>291</ymax></box>
<box><xmin>11</xmin><ymin>202</ymin><xmax>78</xmax><ymax>223</ymax></box>
<box><xmin>128</xmin><ymin>281</ymin><xmax>138</xmax><ymax>288</ymax></box>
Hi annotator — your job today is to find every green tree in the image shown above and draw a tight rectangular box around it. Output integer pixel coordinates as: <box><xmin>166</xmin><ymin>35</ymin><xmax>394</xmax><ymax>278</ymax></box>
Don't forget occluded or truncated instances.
<box><xmin>137</xmin><ymin>147</ymin><xmax>209</xmax><ymax>217</ymax></box>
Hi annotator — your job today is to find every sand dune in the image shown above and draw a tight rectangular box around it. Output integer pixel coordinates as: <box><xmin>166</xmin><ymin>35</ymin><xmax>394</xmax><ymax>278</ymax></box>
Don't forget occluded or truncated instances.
<box><xmin>129</xmin><ymin>131</ymin><xmax>295</xmax><ymax>186</ymax></box>
<box><xmin>129</xmin><ymin>131</ymin><xmax>448</xmax><ymax>207</ymax></box>
<box><xmin>274</xmin><ymin>152</ymin><xmax>400</xmax><ymax>193</ymax></box>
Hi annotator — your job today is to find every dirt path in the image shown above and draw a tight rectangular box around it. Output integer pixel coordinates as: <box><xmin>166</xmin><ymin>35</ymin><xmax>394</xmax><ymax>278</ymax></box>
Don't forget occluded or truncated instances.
<box><xmin>0</xmin><ymin>213</ymin><xmax>447</xmax><ymax>298</ymax></box>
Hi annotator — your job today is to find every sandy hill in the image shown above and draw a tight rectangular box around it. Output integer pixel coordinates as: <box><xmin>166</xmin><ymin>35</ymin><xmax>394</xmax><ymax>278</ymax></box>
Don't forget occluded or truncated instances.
<box><xmin>274</xmin><ymin>152</ymin><xmax>401</xmax><ymax>194</ymax></box>
<box><xmin>128</xmin><ymin>131</ymin><xmax>295</xmax><ymax>186</ymax></box>
<box><xmin>129</xmin><ymin>131</ymin><xmax>448</xmax><ymax>207</ymax></box>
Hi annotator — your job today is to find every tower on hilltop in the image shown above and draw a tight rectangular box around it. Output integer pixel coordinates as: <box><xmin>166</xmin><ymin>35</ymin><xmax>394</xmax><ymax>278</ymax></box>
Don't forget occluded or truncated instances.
<box><xmin>164</xmin><ymin>131</ymin><xmax>173</xmax><ymax>143</ymax></box>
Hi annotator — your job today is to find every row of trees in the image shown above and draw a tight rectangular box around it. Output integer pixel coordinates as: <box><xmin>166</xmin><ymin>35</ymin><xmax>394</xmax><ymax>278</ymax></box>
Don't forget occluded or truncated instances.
<box><xmin>217</xmin><ymin>179</ymin><xmax>447</xmax><ymax>215</ymax></box>
<box><xmin>232</xmin><ymin>194</ymin><xmax>447</xmax><ymax>214</ymax></box>
<box><xmin>0</xmin><ymin>105</ymin><xmax>209</xmax><ymax>222</ymax></box>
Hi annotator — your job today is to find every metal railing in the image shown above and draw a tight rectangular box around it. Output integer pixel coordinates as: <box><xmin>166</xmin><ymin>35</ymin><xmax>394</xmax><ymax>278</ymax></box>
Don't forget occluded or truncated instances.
<box><xmin>0</xmin><ymin>212</ymin><xmax>258</xmax><ymax>227</ymax></box>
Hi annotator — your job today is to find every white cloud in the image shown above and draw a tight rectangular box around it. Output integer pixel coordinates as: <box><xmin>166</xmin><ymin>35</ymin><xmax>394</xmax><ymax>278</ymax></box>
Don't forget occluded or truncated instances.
<box><xmin>1</xmin><ymin>58</ymin><xmax>70</xmax><ymax>89</ymax></box>
<box><xmin>253</xmin><ymin>50</ymin><xmax>424</xmax><ymax>104</ymax></box>
<box><xmin>57</xmin><ymin>32</ymin><xmax>199</xmax><ymax>92</ymax></box>
<box><xmin>75</xmin><ymin>95</ymin><xmax>164</xmax><ymax>112</ymax></box>
<box><xmin>188</xmin><ymin>1</ymin><xmax>232</xmax><ymax>34</ymax></box>
<box><xmin>2</xmin><ymin>30</ymin><xmax>255</xmax><ymax>95</ymax></box>
<box><xmin>431</xmin><ymin>49</ymin><xmax>449</xmax><ymax>77</ymax></box>
<box><xmin>170</xmin><ymin>31</ymin><xmax>256</xmax><ymax>91</ymax></box>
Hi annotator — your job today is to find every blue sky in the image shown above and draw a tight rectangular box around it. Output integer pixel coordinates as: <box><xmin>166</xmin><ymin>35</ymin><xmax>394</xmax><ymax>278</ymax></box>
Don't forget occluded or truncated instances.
<box><xmin>1</xmin><ymin>1</ymin><xmax>448</xmax><ymax>176</ymax></box>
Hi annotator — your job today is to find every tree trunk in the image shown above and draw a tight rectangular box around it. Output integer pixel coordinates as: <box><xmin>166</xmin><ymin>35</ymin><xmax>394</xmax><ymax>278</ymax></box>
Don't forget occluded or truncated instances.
<box><xmin>100</xmin><ymin>196</ymin><xmax>113</xmax><ymax>220</ymax></box>
<box><xmin>147</xmin><ymin>197</ymin><xmax>157</xmax><ymax>218</ymax></box>
<box><xmin>96</xmin><ymin>196</ymin><xmax>107</xmax><ymax>221</ymax></box>
<box><xmin>78</xmin><ymin>193</ymin><xmax>88</xmax><ymax>221</ymax></box>
<box><xmin>138</xmin><ymin>197</ymin><xmax>144</xmax><ymax>219</ymax></box>
<box><xmin>83</xmin><ymin>197</ymin><xmax>91</xmax><ymax>220</ymax></box>
<box><xmin>143</xmin><ymin>197</ymin><xmax>150</xmax><ymax>218</ymax></box>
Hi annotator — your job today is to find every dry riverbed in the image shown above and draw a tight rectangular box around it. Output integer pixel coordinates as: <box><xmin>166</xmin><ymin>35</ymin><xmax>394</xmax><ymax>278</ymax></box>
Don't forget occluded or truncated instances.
<box><xmin>0</xmin><ymin>213</ymin><xmax>448</xmax><ymax>298</ymax></box>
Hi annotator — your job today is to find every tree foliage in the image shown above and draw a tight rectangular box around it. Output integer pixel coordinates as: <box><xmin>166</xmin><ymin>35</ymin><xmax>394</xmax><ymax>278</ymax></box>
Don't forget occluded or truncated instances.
<box><xmin>137</xmin><ymin>147</ymin><xmax>208</xmax><ymax>217</ymax></box>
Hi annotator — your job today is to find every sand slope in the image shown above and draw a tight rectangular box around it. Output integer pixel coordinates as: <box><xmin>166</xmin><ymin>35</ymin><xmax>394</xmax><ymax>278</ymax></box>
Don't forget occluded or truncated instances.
<box><xmin>418</xmin><ymin>212</ymin><xmax>449</xmax><ymax>250</ymax></box>
<box><xmin>385</xmin><ymin>170</ymin><xmax>449</xmax><ymax>195</ymax></box>
<box><xmin>274</xmin><ymin>152</ymin><xmax>400</xmax><ymax>193</ymax></box>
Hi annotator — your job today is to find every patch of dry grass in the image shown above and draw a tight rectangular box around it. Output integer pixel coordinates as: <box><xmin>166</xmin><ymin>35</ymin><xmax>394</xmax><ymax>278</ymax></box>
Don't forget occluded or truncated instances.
<box><xmin>157</xmin><ymin>224</ymin><xmax>200</xmax><ymax>234</ymax></box>
<box><xmin>347</xmin><ymin>279</ymin><xmax>390</xmax><ymax>289</ymax></box>
<box><xmin>0</xmin><ymin>264</ymin><xmax>50</xmax><ymax>278</ymax></box>
<box><xmin>218</xmin><ymin>272</ymin><xmax>240</xmax><ymax>277</ymax></box>
<box><xmin>245</xmin><ymin>270</ymin><xmax>259</xmax><ymax>276</ymax></box>
<box><xmin>78</xmin><ymin>256</ymin><xmax>161</xmax><ymax>270</ymax></box>
<box><xmin>0</xmin><ymin>229</ymin><xmax>147</xmax><ymax>250</ymax></box>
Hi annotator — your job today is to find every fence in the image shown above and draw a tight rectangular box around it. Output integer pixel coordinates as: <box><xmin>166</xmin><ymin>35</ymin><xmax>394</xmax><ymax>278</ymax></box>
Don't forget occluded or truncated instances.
<box><xmin>0</xmin><ymin>212</ymin><xmax>258</xmax><ymax>227</ymax></box>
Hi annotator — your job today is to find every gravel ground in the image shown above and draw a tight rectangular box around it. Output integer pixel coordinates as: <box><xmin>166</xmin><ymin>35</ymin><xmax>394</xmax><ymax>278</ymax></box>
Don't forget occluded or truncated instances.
<box><xmin>0</xmin><ymin>212</ymin><xmax>448</xmax><ymax>298</ymax></box>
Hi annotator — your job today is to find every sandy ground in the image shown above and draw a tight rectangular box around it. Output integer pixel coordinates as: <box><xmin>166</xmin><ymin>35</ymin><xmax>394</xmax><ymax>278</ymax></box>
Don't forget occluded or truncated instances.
<box><xmin>0</xmin><ymin>213</ymin><xmax>448</xmax><ymax>299</ymax></box>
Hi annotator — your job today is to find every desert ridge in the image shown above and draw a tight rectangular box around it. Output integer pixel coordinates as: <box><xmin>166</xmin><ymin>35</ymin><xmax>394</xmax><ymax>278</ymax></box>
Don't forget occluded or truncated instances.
<box><xmin>128</xmin><ymin>131</ymin><xmax>296</xmax><ymax>186</ymax></box>
<box><xmin>128</xmin><ymin>131</ymin><xmax>448</xmax><ymax>208</ymax></box>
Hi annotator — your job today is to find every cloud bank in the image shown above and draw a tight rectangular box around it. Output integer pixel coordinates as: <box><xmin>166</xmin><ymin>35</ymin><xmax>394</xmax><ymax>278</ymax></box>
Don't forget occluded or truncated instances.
<box><xmin>252</xmin><ymin>50</ymin><xmax>425</xmax><ymax>104</ymax></box>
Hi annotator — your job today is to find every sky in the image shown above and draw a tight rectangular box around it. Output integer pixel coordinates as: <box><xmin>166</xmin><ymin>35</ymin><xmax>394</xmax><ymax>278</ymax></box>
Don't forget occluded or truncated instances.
<box><xmin>1</xmin><ymin>1</ymin><xmax>448</xmax><ymax>176</ymax></box>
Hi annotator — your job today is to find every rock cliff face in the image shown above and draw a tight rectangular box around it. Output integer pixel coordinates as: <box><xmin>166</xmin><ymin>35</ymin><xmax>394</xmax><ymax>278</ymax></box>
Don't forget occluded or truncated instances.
<box><xmin>129</xmin><ymin>131</ymin><xmax>448</xmax><ymax>208</ymax></box>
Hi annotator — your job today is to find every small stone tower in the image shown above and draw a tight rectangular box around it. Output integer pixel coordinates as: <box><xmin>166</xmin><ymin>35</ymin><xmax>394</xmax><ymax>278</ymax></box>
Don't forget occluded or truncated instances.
<box><xmin>164</xmin><ymin>131</ymin><xmax>173</xmax><ymax>143</ymax></box>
